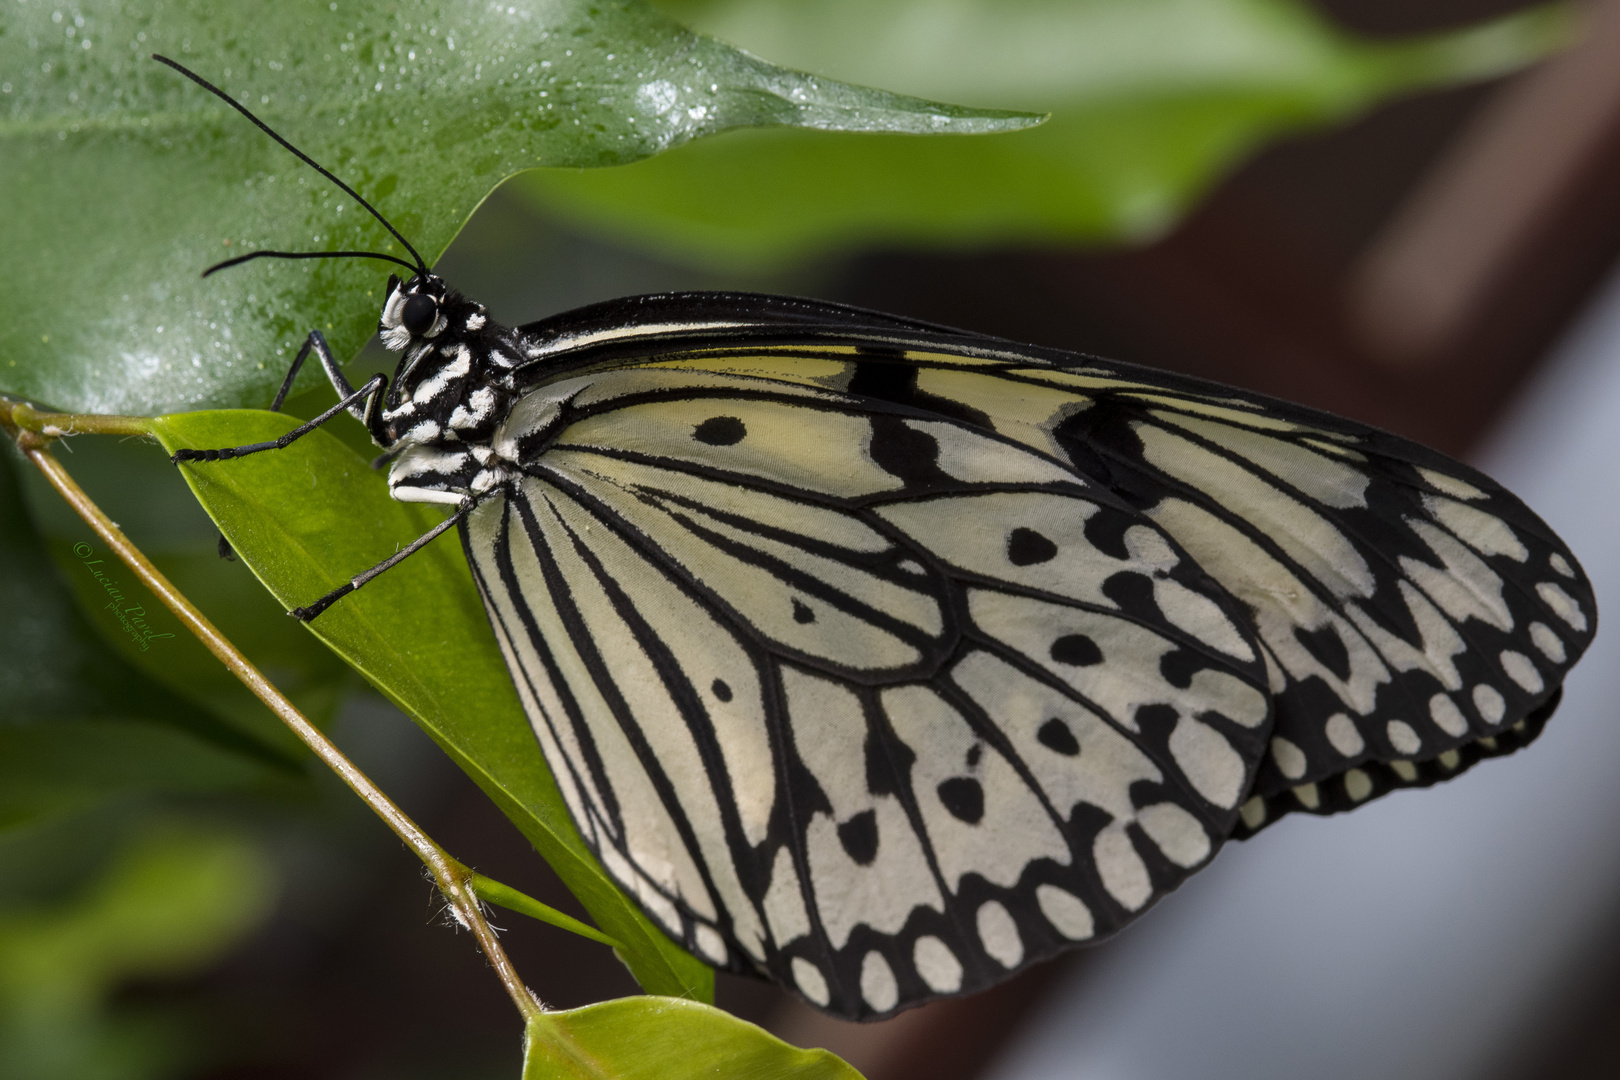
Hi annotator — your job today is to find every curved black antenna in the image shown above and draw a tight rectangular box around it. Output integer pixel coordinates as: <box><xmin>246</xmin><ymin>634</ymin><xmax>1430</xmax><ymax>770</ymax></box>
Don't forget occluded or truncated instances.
<box><xmin>153</xmin><ymin>53</ymin><xmax>429</xmax><ymax>276</ymax></box>
<box><xmin>203</xmin><ymin>249</ymin><xmax>422</xmax><ymax>278</ymax></box>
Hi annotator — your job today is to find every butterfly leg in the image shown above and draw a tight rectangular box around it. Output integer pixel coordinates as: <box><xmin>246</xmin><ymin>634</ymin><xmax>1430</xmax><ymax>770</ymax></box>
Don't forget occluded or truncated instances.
<box><xmin>176</xmin><ymin>330</ymin><xmax>386</xmax><ymax>559</ymax></box>
<box><xmin>289</xmin><ymin>498</ymin><xmax>474</xmax><ymax>622</ymax></box>
<box><xmin>171</xmin><ymin>330</ymin><xmax>387</xmax><ymax>466</ymax></box>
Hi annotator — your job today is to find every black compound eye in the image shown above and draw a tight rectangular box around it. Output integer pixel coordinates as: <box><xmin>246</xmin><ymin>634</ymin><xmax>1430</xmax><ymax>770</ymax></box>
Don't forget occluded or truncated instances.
<box><xmin>401</xmin><ymin>293</ymin><xmax>438</xmax><ymax>336</ymax></box>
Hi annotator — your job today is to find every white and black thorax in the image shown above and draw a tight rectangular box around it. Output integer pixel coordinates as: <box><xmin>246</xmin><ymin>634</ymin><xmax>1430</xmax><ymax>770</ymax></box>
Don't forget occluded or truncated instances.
<box><xmin>373</xmin><ymin>273</ymin><xmax>529</xmax><ymax>505</ymax></box>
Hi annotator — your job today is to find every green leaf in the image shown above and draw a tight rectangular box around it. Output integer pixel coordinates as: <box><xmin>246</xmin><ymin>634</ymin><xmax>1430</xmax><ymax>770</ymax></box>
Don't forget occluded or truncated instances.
<box><xmin>514</xmin><ymin>0</ymin><xmax>1571</xmax><ymax>264</ymax></box>
<box><xmin>0</xmin><ymin>0</ymin><xmax>1038</xmax><ymax>418</ymax></box>
<box><xmin>147</xmin><ymin>409</ymin><xmax>713</xmax><ymax>1001</ymax></box>
<box><xmin>523</xmin><ymin>997</ymin><xmax>862</xmax><ymax>1080</ymax></box>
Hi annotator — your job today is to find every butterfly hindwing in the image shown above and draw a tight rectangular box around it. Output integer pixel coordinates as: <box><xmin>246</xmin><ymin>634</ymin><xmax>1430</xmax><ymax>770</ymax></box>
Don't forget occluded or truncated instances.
<box><xmin>462</xmin><ymin>362</ymin><xmax>1272</xmax><ymax>1018</ymax></box>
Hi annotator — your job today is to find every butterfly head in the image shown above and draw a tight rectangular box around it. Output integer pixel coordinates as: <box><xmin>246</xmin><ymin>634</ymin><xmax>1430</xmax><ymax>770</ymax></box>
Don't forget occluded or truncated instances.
<box><xmin>380</xmin><ymin>272</ymin><xmax>457</xmax><ymax>350</ymax></box>
<box><xmin>375</xmin><ymin>272</ymin><xmax>518</xmax><ymax>448</ymax></box>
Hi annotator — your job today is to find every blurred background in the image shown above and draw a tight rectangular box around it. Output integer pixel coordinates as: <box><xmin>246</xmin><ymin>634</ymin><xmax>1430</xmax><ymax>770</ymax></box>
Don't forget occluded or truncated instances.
<box><xmin>7</xmin><ymin>0</ymin><xmax>1620</xmax><ymax>1077</ymax></box>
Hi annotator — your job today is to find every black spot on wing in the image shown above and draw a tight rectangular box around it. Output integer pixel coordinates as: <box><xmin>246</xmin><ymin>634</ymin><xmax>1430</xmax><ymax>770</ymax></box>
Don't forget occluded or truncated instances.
<box><xmin>1052</xmin><ymin>398</ymin><xmax>1156</xmax><ymax>506</ymax></box>
<box><xmin>846</xmin><ymin>358</ymin><xmax>993</xmax><ymax>429</ymax></box>
<box><xmin>1293</xmin><ymin>623</ymin><xmax>1353</xmax><ymax>682</ymax></box>
<box><xmin>1038</xmin><ymin>717</ymin><xmax>1081</xmax><ymax>756</ymax></box>
<box><xmin>837</xmin><ymin>809</ymin><xmax>879</xmax><ymax>865</ymax></box>
<box><xmin>1050</xmin><ymin>633</ymin><xmax>1103</xmax><ymax>667</ymax></box>
<box><xmin>1135</xmin><ymin>703</ymin><xmax>1179</xmax><ymax>743</ymax></box>
<box><xmin>1158</xmin><ymin>649</ymin><xmax>1201</xmax><ymax>690</ymax></box>
<box><xmin>694</xmin><ymin>415</ymin><xmax>747</xmax><ymax>445</ymax></box>
<box><xmin>711</xmin><ymin>678</ymin><xmax>733</xmax><ymax>702</ymax></box>
<box><xmin>868</xmin><ymin>414</ymin><xmax>950</xmax><ymax>488</ymax></box>
<box><xmin>792</xmin><ymin>598</ymin><xmax>816</xmax><ymax>624</ymax></box>
<box><xmin>1007</xmin><ymin>527</ymin><xmax>1058</xmax><ymax>566</ymax></box>
<box><xmin>936</xmin><ymin>776</ymin><xmax>985</xmax><ymax>824</ymax></box>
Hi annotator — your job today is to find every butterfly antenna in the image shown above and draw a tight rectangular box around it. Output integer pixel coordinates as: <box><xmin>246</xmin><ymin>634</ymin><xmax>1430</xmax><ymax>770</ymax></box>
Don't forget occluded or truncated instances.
<box><xmin>152</xmin><ymin>53</ymin><xmax>430</xmax><ymax>277</ymax></box>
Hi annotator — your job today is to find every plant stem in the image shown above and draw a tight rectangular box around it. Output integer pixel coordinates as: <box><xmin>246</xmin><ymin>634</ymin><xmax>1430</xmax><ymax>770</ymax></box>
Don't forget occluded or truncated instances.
<box><xmin>16</xmin><ymin>432</ymin><xmax>546</xmax><ymax>1023</ymax></box>
<box><xmin>472</xmin><ymin>873</ymin><xmax>625</xmax><ymax>950</ymax></box>
<box><xmin>6</xmin><ymin>399</ymin><xmax>156</xmax><ymax>439</ymax></box>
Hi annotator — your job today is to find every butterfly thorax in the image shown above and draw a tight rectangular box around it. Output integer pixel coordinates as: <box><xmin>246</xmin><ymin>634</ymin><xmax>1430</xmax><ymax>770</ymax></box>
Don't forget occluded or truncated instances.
<box><xmin>374</xmin><ymin>273</ymin><xmax>526</xmax><ymax>504</ymax></box>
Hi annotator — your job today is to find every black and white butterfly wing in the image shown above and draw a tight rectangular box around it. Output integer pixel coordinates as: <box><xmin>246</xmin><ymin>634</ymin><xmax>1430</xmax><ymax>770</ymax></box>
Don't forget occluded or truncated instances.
<box><xmin>904</xmin><ymin>358</ymin><xmax>1598</xmax><ymax>833</ymax></box>
<box><xmin>453</xmin><ymin>292</ymin><xmax>1593</xmax><ymax>1019</ymax></box>
<box><xmin>461</xmin><ymin>363</ymin><xmax>1273</xmax><ymax>1019</ymax></box>
<box><xmin>513</xmin><ymin>293</ymin><xmax>1593</xmax><ymax>833</ymax></box>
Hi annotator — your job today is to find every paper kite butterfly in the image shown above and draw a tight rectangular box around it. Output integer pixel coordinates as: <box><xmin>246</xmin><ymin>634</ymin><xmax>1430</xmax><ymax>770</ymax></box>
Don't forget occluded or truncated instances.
<box><xmin>158</xmin><ymin>56</ymin><xmax>1596</xmax><ymax>1020</ymax></box>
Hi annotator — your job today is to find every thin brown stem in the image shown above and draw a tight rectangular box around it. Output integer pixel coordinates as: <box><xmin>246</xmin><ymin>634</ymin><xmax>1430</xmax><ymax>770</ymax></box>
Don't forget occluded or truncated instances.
<box><xmin>7</xmin><ymin>400</ymin><xmax>156</xmax><ymax>439</ymax></box>
<box><xmin>18</xmin><ymin>435</ymin><xmax>546</xmax><ymax>1022</ymax></box>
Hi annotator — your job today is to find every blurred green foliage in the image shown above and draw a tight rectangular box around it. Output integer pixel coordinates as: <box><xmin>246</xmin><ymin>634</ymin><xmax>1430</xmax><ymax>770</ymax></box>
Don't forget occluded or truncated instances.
<box><xmin>0</xmin><ymin>822</ymin><xmax>275</xmax><ymax>1080</ymax></box>
<box><xmin>514</xmin><ymin>0</ymin><xmax>1568</xmax><ymax>264</ymax></box>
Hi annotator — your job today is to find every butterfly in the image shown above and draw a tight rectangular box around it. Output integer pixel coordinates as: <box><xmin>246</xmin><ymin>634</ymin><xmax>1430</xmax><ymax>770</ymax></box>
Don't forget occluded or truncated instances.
<box><xmin>157</xmin><ymin>57</ymin><xmax>1596</xmax><ymax>1021</ymax></box>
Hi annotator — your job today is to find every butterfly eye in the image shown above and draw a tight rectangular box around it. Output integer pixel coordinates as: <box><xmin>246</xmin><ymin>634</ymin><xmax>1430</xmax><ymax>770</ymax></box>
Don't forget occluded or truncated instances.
<box><xmin>401</xmin><ymin>293</ymin><xmax>438</xmax><ymax>336</ymax></box>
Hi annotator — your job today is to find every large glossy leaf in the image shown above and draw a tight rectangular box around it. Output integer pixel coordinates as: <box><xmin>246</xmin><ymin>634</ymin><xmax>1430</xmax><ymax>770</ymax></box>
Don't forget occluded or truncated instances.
<box><xmin>514</xmin><ymin>0</ymin><xmax>1569</xmax><ymax>263</ymax></box>
<box><xmin>523</xmin><ymin>997</ymin><xmax>861</xmax><ymax>1080</ymax></box>
<box><xmin>0</xmin><ymin>0</ymin><xmax>1037</xmax><ymax>418</ymax></box>
<box><xmin>148</xmin><ymin>410</ymin><xmax>713</xmax><ymax>1001</ymax></box>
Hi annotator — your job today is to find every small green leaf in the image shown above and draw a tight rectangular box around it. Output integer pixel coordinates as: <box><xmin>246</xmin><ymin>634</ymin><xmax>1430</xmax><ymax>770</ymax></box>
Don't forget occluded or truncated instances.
<box><xmin>0</xmin><ymin>0</ymin><xmax>1038</xmax><ymax>418</ymax></box>
<box><xmin>514</xmin><ymin>0</ymin><xmax>1571</xmax><ymax>263</ymax></box>
<box><xmin>148</xmin><ymin>409</ymin><xmax>712</xmax><ymax>1001</ymax></box>
<box><xmin>523</xmin><ymin>997</ymin><xmax>862</xmax><ymax>1080</ymax></box>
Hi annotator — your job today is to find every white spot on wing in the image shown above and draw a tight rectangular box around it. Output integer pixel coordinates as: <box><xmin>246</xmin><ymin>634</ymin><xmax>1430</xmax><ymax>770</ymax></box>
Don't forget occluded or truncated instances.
<box><xmin>1386</xmin><ymin>720</ymin><xmax>1421</xmax><ymax>756</ymax></box>
<box><xmin>1429</xmin><ymin>694</ymin><xmax>1468</xmax><ymax>737</ymax></box>
<box><xmin>1537</xmin><ymin>581</ymin><xmax>1588</xmax><ymax>632</ymax></box>
<box><xmin>1093</xmin><ymin>826</ymin><xmax>1151</xmax><ymax>910</ymax></box>
<box><xmin>1473</xmin><ymin>684</ymin><xmax>1506</xmax><ymax>724</ymax></box>
<box><xmin>1419</xmin><ymin>467</ymin><xmax>1486</xmax><ymax>500</ymax></box>
<box><xmin>1345</xmin><ymin>768</ymin><xmax>1373</xmax><ymax>802</ymax></box>
<box><xmin>1169</xmin><ymin>716</ymin><xmax>1247</xmax><ymax>808</ymax></box>
<box><xmin>762</xmin><ymin>847</ymin><xmax>810</xmax><ymax>946</ymax></box>
<box><xmin>1500</xmin><ymin>650</ymin><xmax>1544</xmax><ymax>693</ymax></box>
<box><xmin>694</xmin><ymin>924</ymin><xmax>728</xmax><ymax>965</ymax></box>
<box><xmin>913</xmin><ymin>936</ymin><xmax>964</xmax><ymax>992</ymax></box>
<box><xmin>1530</xmin><ymin>622</ymin><xmax>1566</xmax><ymax>663</ymax></box>
<box><xmin>976</xmin><ymin>900</ymin><xmax>1024</xmax><ymax>968</ymax></box>
<box><xmin>860</xmin><ymin>951</ymin><xmax>899</xmax><ymax>1012</ymax></box>
<box><xmin>792</xmin><ymin>958</ymin><xmax>829</xmax><ymax>1006</ymax></box>
<box><xmin>1270</xmin><ymin>737</ymin><xmax>1306</xmax><ymax>780</ymax></box>
<box><xmin>1035</xmin><ymin>884</ymin><xmax>1094</xmax><ymax>940</ymax></box>
<box><xmin>1423</xmin><ymin>494</ymin><xmax>1527</xmax><ymax>561</ymax></box>
<box><xmin>1325</xmin><ymin>713</ymin><xmax>1364</xmax><ymax>756</ymax></box>
<box><xmin>1136</xmin><ymin>803</ymin><xmax>1210</xmax><ymax>867</ymax></box>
